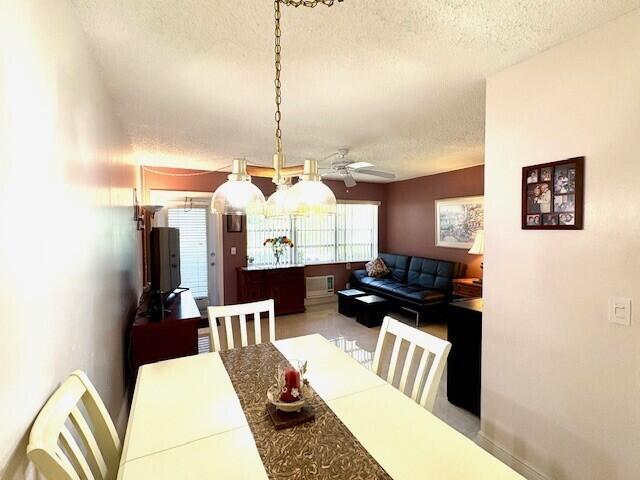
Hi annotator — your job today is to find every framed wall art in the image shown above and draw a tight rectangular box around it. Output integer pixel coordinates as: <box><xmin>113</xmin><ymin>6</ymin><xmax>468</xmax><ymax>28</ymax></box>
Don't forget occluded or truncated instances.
<box><xmin>226</xmin><ymin>214</ymin><xmax>244</xmax><ymax>233</ymax></box>
<box><xmin>435</xmin><ymin>195</ymin><xmax>484</xmax><ymax>249</ymax></box>
<box><xmin>522</xmin><ymin>156</ymin><xmax>584</xmax><ymax>230</ymax></box>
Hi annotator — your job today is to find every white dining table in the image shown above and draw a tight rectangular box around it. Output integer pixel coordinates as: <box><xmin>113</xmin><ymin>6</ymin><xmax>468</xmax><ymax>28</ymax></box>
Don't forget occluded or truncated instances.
<box><xmin>117</xmin><ymin>334</ymin><xmax>523</xmax><ymax>479</ymax></box>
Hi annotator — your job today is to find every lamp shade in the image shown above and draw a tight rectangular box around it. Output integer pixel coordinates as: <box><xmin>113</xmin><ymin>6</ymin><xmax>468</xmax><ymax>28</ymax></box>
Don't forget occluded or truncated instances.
<box><xmin>287</xmin><ymin>159</ymin><xmax>336</xmax><ymax>216</ymax></box>
<box><xmin>288</xmin><ymin>181</ymin><xmax>336</xmax><ymax>216</ymax></box>
<box><xmin>468</xmin><ymin>230</ymin><xmax>484</xmax><ymax>255</ymax></box>
<box><xmin>265</xmin><ymin>183</ymin><xmax>293</xmax><ymax>217</ymax></box>
<box><xmin>210</xmin><ymin>159</ymin><xmax>265</xmax><ymax>215</ymax></box>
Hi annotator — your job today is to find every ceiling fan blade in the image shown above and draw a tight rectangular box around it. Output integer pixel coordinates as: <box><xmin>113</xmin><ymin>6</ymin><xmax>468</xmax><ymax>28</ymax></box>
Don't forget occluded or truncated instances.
<box><xmin>343</xmin><ymin>174</ymin><xmax>357</xmax><ymax>188</ymax></box>
<box><xmin>348</xmin><ymin>161</ymin><xmax>374</xmax><ymax>170</ymax></box>
<box><xmin>355</xmin><ymin>168</ymin><xmax>396</xmax><ymax>179</ymax></box>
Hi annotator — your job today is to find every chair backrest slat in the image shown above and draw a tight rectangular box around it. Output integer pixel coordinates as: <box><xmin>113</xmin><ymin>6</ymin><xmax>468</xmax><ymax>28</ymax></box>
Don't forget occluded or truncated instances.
<box><xmin>54</xmin><ymin>445</ymin><xmax>78</xmax><ymax>480</ymax></box>
<box><xmin>386</xmin><ymin>335</ymin><xmax>403</xmax><ymax>384</ymax></box>
<box><xmin>208</xmin><ymin>300</ymin><xmax>275</xmax><ymax>352</ymax></box>
<box><xmin>372</xmin><ymin>316</ymin><xmax>451</xmax><ymax>412</ymax></box>
<box><xmin>411</xmin><ymin>349</ymin><xmax>430</xmax><ymax>402</ymax></box>
<box><xmin>398</xmin><ymin>342</ymin><xmax>417</xmax><ymax>393</ymax></box>
<box><xmin>69</xmin><ymin>407</ymin><xmax>108</xmax><ymax>479</ymax></box>
<box><xmin>60</xmin><ymin>426</ymin><xmax>95</xmax><ymax>480</ymax></box>
<box><xmin>253</xmin><ymin>311</ymin><xmax>262</xmax><ymax>344</ymax></box>
<box><xmin>28</xmin><ymin>371</ymin><xmax>121</xmax><ymax>480</ymax></box>
<box><xmin>224</xmin><ymin>316</ymin><xmax>234</xmax><ymax>349</ymax></box>
<box><xmin>239</xmin><ymin>314</ymin><xmax>248</xmax><ymax>347</ymax></box>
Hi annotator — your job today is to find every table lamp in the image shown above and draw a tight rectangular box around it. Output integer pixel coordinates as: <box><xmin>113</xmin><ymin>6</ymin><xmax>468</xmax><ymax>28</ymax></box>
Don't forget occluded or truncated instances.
<box><xmin>468</xmin><ymin>230</ymin><xmax>484</xmax><ymax>284</ymax></box>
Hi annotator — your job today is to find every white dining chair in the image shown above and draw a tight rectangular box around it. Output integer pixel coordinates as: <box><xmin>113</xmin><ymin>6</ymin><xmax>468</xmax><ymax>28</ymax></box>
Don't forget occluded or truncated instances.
<box><xmin>372</xmin><ymin>316</ymin><xmax>452</xmax><ymax>412</ymax></box>
<box><xmin>207</xmin><ymin>299</ymin><xmax>275</xmax><ymax>352</ymax></box>
<box><xmin>27</xmin><ymin>370</ymin><xmax>121</xmax><ymax>480</ymax></box>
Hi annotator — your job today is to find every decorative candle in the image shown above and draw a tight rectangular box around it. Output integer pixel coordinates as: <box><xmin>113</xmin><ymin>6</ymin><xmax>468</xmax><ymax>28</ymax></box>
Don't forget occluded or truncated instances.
<box><xmin>280</xmin><ymin>366</ymin><xmax>301</xmax><ymax>403</ymax></box>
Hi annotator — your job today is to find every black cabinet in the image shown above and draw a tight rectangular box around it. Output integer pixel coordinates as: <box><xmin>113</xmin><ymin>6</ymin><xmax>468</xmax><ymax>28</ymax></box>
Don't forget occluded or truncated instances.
<box><xmin>447</xmin><ymin>298</ymin><xmax>482</xmax><ymax>416</ymax></box>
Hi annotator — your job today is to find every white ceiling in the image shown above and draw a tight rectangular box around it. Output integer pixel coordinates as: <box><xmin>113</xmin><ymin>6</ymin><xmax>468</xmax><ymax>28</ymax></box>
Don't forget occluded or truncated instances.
<box><xmin>72</xmin><ymin>0</ymin><xmax>639</xmax><ymax>181</ymax></box>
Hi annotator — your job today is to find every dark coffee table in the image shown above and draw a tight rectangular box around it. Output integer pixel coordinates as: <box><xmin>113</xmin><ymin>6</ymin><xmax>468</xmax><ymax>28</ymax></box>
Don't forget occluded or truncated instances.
<box><xmin>337</xmin><ymin>289</ymin><xmax>366</xmax><ymax>317</ymax></box>
<box><xmin>355</xmin><ymin>295</ymin><xmax>388</xmax><ymax>328</ymax></box>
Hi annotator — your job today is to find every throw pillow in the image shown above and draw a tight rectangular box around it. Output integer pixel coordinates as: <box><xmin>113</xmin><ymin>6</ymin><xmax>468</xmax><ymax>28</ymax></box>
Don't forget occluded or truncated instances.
<box><xmin>366</xmin><ymin>257</ymin><xmax>390</xmax><ymax>278</ymax></box>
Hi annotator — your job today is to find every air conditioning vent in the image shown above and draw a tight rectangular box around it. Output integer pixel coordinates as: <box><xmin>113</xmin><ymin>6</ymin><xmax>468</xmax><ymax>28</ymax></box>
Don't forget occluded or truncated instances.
<box><xmin>305</xmin><ymin>275</ymin><xmax>335</xmax><ymax>299</ymax></box>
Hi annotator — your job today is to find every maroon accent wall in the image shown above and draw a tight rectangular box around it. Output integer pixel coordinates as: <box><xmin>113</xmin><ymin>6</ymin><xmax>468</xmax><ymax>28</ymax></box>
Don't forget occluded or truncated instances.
<box><xmin>143</xmin><ymin>165</ymin><xmax>484</xmax><ymax>300</ymax></box>
<box><xmin>384</xmin><ymin>165</ymin><xmax>485</xmax><ymax>279</ymax></box>
<box><xmin>142</xmin><ymin>167</ymin><xmax>387</xmax><ymax>303</ymax></box>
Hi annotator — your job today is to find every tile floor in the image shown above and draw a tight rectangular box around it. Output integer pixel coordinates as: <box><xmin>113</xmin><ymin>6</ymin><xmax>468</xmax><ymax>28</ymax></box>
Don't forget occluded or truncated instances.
<box><xmin>199</xmin><ymin>301</ymin><xmax>480</xmax><ymax>440</ymax></box>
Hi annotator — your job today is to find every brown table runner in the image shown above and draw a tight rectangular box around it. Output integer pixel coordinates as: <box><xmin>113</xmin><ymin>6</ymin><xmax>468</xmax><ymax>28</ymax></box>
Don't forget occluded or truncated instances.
<box><xmin>219</xmin><ymin>342</ymin><xmax>393</xmax><ymax>480</ymax></box>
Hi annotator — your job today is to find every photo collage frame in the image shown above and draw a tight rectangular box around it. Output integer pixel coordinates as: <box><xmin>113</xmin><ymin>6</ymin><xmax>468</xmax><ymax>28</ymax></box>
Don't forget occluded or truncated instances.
<box><xmin>522</xmin><ymin>157</ymin><xmax>584</xmax><ymax>230</ymax></box>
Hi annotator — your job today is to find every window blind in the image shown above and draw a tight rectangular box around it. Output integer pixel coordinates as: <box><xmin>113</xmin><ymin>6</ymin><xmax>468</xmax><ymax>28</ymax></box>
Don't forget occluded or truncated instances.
<box><xmin>167</xmin><ymin>208</ymin><xmax>209</xmax><ymax>299</ymax></box>
<box><xmin>246</xmin><ymin>202</ymin><xmax>378</xmax><ymax>266</ymax></box>
<box><xmin>246</xmin><ymin>214</ymin><xmax>293</xmax><ymax>266</ymax></box>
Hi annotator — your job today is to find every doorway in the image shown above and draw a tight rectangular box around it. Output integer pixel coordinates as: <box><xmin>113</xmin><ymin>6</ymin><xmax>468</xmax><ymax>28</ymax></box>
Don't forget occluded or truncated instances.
<box><xmin>149</xmin><ymin>190</ymin><xmax>224</xmax><ymax>310</ymax></box>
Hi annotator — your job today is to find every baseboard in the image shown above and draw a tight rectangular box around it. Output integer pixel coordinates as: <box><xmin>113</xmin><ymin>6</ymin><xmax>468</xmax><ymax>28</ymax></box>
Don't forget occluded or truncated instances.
<box><xmin>476</xmin><ymin>431</ymin><xmax>549</xmax><ymax>480</ymax></box>
<box><xmin>304</xmin><ymin>294</ymin><xmax>337</xmax><ymax>306</ymax></box>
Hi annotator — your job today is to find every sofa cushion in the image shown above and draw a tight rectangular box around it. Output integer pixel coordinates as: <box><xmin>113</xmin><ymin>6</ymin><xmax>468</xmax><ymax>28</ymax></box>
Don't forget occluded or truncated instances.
<box><xmin>356</xmin><ymin>276</ymin><xmax>445</xmax><ymax>304</ymax></box>
<box><xmin>407</xmin><ymin>257</ymin><xmax>462</xmax><ymax>290</ymax></box>
<box><xmin>351</xmin><ymin>269</ymin><xmax>368</xmax><ymax>284</ymax></box>
<box><xmin>358</xmin><ymin>276</ymin><xmax>394</xmax><ymax>290</ymax></box>
<box><xmin>378</xmin><ymin>253</ymin><xmax>410</xmax><ymax>283</ymax></box>
<box><xmin>365</xmin><ymin>257</ymin><xmax>390</xmax><ymax>278</ymax></box>
<box><xmin>394</xmin><ymin>285</ymin><xmax>446</xmax><ymax>303</ymax></box>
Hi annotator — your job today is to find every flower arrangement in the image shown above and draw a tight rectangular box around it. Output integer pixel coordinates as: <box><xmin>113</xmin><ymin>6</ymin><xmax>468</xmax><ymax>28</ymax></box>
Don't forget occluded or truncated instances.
<box><xmin>263</xmin><ymin>235</ymin><xmax>294</xmax><ymax>265</ymax></box>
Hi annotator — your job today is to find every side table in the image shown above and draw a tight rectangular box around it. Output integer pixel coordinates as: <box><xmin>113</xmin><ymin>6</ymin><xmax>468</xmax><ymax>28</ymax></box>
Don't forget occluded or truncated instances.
<box><xmin>355</xmin><ymin>295</ymin><xmax>388</xmax><ymax>328</ymax></box>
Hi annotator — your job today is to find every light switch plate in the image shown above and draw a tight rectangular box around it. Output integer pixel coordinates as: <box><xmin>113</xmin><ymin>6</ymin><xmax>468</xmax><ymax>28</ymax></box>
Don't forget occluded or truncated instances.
<box><xmin>608</xmin><ymin>296</ymin><xmax>632</xmax><ymax>326</ymax></box>
<box><xmin>231</xmin><ymin>246</ymin><xmax>237</xmax><ymax>256</ymax></box>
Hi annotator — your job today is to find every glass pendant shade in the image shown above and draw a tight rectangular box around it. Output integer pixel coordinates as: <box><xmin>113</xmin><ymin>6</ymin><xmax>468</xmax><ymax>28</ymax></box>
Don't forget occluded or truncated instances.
<box><xmin>265</xmin><ymin>183</ymin><xmax>294</xmax><ymax>217</ymax></box>
<box><xmin>211</xmin><ymin>159</ymin><xmax>265</xmax><ymax>215</ymax></box>
<box><xmin>287</xmin><ymin>160</ymin><xmax>336</xmax><ymax>216</ymax></box>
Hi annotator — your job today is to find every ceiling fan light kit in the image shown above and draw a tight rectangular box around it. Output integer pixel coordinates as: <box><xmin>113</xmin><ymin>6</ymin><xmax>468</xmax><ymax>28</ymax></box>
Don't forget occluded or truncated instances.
<box><xmin>319</xmin><ymin>148</ymin><xmax>396</xmax><ymax>188</ymax></box>
<box><xmin>211</xmin><ymin>0</ymin><xmax>342</xmax><ymax>217</ymax></box>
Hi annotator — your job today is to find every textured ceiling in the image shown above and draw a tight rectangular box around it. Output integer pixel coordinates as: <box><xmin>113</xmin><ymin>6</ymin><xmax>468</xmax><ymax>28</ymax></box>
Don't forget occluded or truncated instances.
<box><xmin>72</xmin><ymin>0</ymin><xmax>639</xmax><ymax>181</ymax></box>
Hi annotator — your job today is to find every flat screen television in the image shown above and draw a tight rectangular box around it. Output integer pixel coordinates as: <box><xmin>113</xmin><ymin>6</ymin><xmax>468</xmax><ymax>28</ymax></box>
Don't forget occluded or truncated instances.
<box><xmin>150</xmin><ymin>227</ymin><xmax>181</xmax><ymax>295</ymax></box>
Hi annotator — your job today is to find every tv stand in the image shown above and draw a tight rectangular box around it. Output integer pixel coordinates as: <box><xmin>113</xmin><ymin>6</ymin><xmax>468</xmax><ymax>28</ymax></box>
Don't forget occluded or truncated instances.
<box><xmin>129</xmin><ymin>289</ymin><xmax>202</xmax><ymax>388</ymax></box>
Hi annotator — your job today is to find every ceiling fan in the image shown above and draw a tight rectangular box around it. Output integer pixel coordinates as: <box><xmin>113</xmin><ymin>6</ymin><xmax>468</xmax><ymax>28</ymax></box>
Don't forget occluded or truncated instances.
<box><xmin>320</xmin><ymin>148</ymin><xmax>396</xmax><ymax>188</ymax></box>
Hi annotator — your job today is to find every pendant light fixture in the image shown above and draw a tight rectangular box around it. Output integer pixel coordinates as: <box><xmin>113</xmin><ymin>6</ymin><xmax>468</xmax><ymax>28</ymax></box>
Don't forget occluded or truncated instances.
<box><xmin>212</xmin><ymin>0</ymin><xmax>342</xmax><ymax>216</ymax></box>
<box><xmin>288</xmin><ymin>160</ymin><xmax>337</xmax><ymax>216</ymax></box>
<box><xmin>265</xmin><ymin>180</ymin><xmax>294</xmax><ymax>217</ymax></box>
<box><xmin>211</xmin><ymin>159</ymin><xmax>266</xmax><ymax>215</ymax></box>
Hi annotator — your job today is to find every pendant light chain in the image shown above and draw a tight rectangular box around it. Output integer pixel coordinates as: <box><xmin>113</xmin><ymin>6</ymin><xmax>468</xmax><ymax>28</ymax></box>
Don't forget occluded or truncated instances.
<box><xmin>273</xmin><ymin>0</ymin><xmax>343</xmax><ymax>154</ymax></box>
<box><xmin>274</xmin><ymin>0</ymin><xmax>283</xmax><ymax>154</ymax></box>
<box><xmin>281</xmin><ymin>0</ymin><xmax>343</xmax><ymax>6</ymax></box>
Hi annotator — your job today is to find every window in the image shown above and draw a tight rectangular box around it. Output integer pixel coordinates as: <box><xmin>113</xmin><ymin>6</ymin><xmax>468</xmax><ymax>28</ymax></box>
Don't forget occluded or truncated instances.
<box><xmin>336</xmin><ymin>203</ymin><xmax>378</xmax><ymax>262</ymax></box>
<box><xmin>246</xmin><ymin>202</ymin><xmax>378</xmax><ymax>266</ymax></box>
<box><xmin>167</xmin><ymin>208</ymin><xmax>208</xmax><ymax>299</ymax></box>
<box><xmin>293</xmin><ymin>213</ymin><xmax>336</xmax><ymax>264</ymax></box>
<box><xmin>246</xmin><ymin>214</ymin><xmax>293</xmax><ymax>266</ymax></box>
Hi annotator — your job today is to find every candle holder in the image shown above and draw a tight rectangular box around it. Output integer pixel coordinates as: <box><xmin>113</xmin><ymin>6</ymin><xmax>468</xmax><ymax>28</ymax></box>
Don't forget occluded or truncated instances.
<box><xmin>266</xmin><ymin>360</ymin><xmax>310</xmax><ymax>413</ymax></box>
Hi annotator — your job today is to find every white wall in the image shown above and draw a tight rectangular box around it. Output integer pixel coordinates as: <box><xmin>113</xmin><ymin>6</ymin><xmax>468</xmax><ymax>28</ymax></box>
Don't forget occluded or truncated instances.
<box><xmin>0</xmin><ymin>0</ymin><xmax>140</xmax><ymax>477</ymax></box>
<box><xmin>482</xmin><ymin>10</ymin><xmax>640</xmax><ymax>480</ymax></box>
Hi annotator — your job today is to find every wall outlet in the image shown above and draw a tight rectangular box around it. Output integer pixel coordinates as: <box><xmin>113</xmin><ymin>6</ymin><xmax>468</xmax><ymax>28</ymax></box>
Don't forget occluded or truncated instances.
<box><xmin>346</xmin><ymin>262</ymin><xmax>351</xmax><ymax>270</ymax></box>
<box><xmin>608</xmin><ymin>296</ymin><xmax>631</xmax><ymax>326</ymax></box>
<box><xmin>230</xmin><ymin>246</ymin><xmax>237</xmax><ymax>256</ymax></box>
